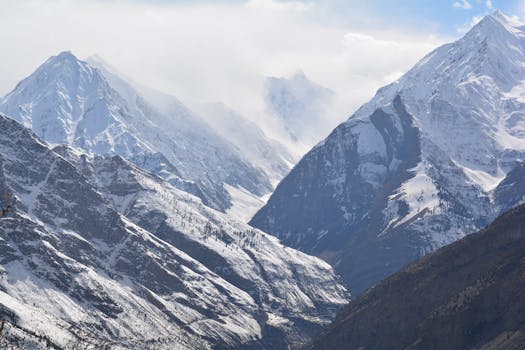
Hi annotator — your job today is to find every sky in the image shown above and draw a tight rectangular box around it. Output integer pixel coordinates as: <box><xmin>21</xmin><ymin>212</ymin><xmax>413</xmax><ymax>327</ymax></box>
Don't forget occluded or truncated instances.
<box><xmin>1</xmin><ymin>0</ymin><xmax>524</xmax><ymax>128</ymax></box>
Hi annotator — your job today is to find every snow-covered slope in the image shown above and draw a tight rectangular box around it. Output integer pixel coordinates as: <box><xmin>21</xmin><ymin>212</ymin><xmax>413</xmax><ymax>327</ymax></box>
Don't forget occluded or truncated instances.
<box><xmin>264</xmin><ymin>71</ymin><xmax>335</xmax><ymax>149</ymax></box>
<box><xmin>251</xmin><ymin>11</ymin><xmax>525</xmax><ymax>295</ymax></box>
<box><xmin>0</xmin><ymin>114</ymin><xmax>348</xmax><ymax>349</ymax></box>
<box><xmin>0</xmin><ymin>51</ymin><xmax>272</xmax><ymax>212</ymax></box>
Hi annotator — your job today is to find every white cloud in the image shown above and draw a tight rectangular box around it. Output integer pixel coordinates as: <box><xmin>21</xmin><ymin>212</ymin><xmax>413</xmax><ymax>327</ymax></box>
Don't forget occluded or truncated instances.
<box><xmin>245</xmin><ymin>0</ymin><xmax>312</xmax><ymax>12</ymax></box>
<box><xmin>485</xmin><ymin>0</ymin><xmax>494</xmax><ymax>10</ymax></box>
<box><xmin>453</xmin><ymin>0</ymin><xmax>473</xmax><ymax>9</ymax></box>
<box><xmin>0</xmin><ymin>0</ymin><xmax>445</xmax><ymax>136</ymax></box>
<box><xmin>343</xmin><ymin>32</ymin><xmax>376</xmax><ymax>42</ymax></box>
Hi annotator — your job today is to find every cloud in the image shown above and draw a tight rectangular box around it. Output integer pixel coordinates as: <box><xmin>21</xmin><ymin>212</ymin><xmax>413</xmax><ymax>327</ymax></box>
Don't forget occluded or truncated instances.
<box><xmin>485</xmin><ymin>0</ymin><xmax>494</xmax><ymax>10</ymax></box>
<box><xmin>245</xmin><ymin>0</ymin><xmax>312</xmax><ymax>12</ymax></box>
<box><xmin>0</xmin><ymin>0</ymin><xmax>445</xmax><ymax>138</ymax></box>
<box><xmin>453</xmin><ymin>0</ymin><xmax>473</xmax><ymax>9</ymax></box>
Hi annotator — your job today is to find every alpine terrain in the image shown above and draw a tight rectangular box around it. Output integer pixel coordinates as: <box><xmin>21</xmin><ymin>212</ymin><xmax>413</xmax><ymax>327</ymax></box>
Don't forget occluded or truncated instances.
<box><xmin>0</xmin><ymin>114</ymin><xmax>348</xmax><ymax>349</ymax></box>
<box><xmin>251</xmin><ymin>11</ymin><xmax>525</xmax><ymax>294</ymax></box>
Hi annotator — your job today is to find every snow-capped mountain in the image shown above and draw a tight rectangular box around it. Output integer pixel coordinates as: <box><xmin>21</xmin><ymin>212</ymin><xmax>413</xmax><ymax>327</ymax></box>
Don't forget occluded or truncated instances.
<box><xmin>196</xmin><ymin>102</ymin><xmax>297</xmax><ymax>221</ymax></box>
<box><xmin>0</xmin><ymin>113</ymin><xmax>348</xmax><ymax>349</ymax></box>
<box><xmin>251</xmin><ymin>11</ymin><xmax>525</xmax><ymax>295</ymax></box>
<box><xmin>0</xmin><ymin>51</ymin><xmax>272</xmax><ymax>212</ymax></box>
<box><xmin>264</xmin><ymin>71</ymin><xmax>335</xmax><ymax>148</ymax></box>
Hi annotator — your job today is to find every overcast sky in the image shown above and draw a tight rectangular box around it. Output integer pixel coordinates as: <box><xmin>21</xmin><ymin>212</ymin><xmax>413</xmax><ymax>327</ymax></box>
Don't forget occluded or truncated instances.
<box><xmin>1</xmin><ymin>0</ymin><xmax>524</xmax><ymax>124</ymax></box>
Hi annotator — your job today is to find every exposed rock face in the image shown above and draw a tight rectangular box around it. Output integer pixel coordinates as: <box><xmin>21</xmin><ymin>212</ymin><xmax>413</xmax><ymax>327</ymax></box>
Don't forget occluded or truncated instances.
<box><xmin>251</xmin><ymin>12</ymin><xmax>525</xmax><ymax>294</ymax></box>
<box><xmin>307</xmin><ymin>203</ymin><xmax>525</xmax><ymax>350</ymax></box>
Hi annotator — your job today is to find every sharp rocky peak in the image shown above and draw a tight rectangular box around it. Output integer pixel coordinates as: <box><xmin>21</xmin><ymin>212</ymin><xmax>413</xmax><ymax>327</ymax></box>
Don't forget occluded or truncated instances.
<box><xmin>490</xmin><ymin>9</ymin><xmax>524</xmax><ymax>26</ymax></box>
<box><xmin>38</xmin><ymin>50</ymin><xmax>99</xmax><ymax>78</ymax></box>
<box><xmin>49</xmin><ymin>50</ymin><xmax>78</xmax><ymax>62</ymax></box>
<box><xmin>467</xmin><ymin>10</ymin><xmax>524</xmax><ymax>38</ymax></box>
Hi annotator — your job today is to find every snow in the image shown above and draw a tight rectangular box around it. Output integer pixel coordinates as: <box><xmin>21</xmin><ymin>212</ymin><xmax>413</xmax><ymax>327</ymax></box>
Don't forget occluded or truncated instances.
<box><xmin>365</xmin><ymin>10</ymin><xmax>525</xmax><ymax>245</ymax></box>
<box><xmin>225</xmin><ymin>184</ymin><xmax>270</xmax><ymax>223</ymax></box>
<box><xmin>360</xmin><ymin>18</ymin><xmax>525</xmax><ymax>179</ymax></box>
<box><xmin>492</xmin><ymin>10</ymin><xmax>525</xmax><ymax>33</ymax></box>
<box><xmin>390</xmin><ymin>161</ymin><xmax>441</xmax><ymax>227</ymax></box>
<box><xmin>266</xmin><ymin>313</ymin><xmax>292</xmax><ymax>327</ymax></box>
<box><xmin>454</xmin><ymin>160</ymin><xmax>506</xmax><ymax>192</ymax></box>
<box><xmin>88</xmin><ymin>154</ymin><xmax>349</xmax><ymax>314</ymax></box>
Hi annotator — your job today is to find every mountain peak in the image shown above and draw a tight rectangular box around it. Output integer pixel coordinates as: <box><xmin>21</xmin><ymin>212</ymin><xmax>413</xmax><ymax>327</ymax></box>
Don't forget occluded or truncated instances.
<box><xmin>473</xmin><ymin>9</ymin><xmax>525</xmax><ymax>35</ymax></box>
<box><xmin>1</xmin><ymin>50</ymin><xmax>276</xmax><ymax>212</ymax></box>
<box><xmin>32</xmin><ymin>51</ymin><xmax>102</xmax><ymax>85</ymax></box>
<box><xmin>291</xmin><ymin>70</ymin><xmax>307</xmax><ymax>81</ymax></box>
<box><xmin>48</xmin><ymin>50</ymin><xmax>80</xmax><ymax>64</ymax></box>
<box><xmin>56</xmin><ymin>50</ymin><xmax>76</xmax><ymax>58</ymax></box>
<box><xmin>489</xmin><ymin>9</ymin><xmax>521</xmax><ymax>25</ymax></box>
<box><xmin>264</xmin><ymin>72</ymin><xmax>335</xmax><ymax>147</ymax></box>
<box><xmin>38</xmin><ymin>50</ymin><xmax>93</xmax><ymax>78</ymax></box>
<box><xmin>0</xmin><ymin>50</ymin><xmax>111</xmax><ymax>144</ymax></box>
<box><xmin>491</xmin><ymin>9</ymin><xmax>506</xmax><ymax>19</ymax></box>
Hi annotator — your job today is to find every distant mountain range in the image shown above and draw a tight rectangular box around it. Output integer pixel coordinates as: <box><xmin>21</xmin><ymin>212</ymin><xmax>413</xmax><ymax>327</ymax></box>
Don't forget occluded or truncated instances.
<box><xmin>251</xmin><ymin>11</ymin><xmax>525</xmax><ymax>294</ymax></box>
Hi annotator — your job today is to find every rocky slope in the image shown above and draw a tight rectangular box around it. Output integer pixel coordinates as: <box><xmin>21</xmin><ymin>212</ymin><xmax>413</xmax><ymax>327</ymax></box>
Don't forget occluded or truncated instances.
<box><xmin>0</xmin><ymin>114</ymin><xmax>348</xmax><ymax>349</ymax></box>
<box><xmin>251</xmin><ymin>11</ymin><xmax>525</xmax><ymax>294</ymax></box>
<box><xmin>307</xmin><ymin>203</ymin><xmax>525</xmax><ymax>350</ymax></box>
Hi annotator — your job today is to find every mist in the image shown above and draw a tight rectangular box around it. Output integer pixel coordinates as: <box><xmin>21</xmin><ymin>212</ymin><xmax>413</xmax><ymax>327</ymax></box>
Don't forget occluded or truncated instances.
<box><xmin>0</xmin><ymin>0</ymin><xmax>446</xmax><ymax>138</ymax></box>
